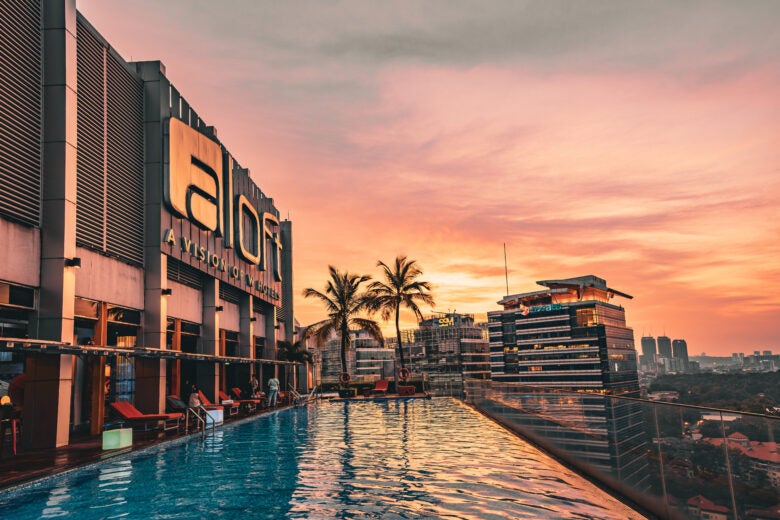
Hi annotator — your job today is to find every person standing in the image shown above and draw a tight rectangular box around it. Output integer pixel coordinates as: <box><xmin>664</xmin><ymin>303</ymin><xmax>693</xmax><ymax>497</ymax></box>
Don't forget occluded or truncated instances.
<box><xmin>249</xmin><ymin>375</ymin><xmax>259</xmax><ymax>397</ymax></box>
<box><xmin>268</xmin><ymin>376</ymin><xmax>280</xmax><ymax>407</ymax></box>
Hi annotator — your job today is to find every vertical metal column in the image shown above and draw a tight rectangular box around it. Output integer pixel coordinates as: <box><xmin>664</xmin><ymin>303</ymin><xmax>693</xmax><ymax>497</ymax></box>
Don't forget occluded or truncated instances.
<box><xmin>719</xmin><ymin>411</ymin><xmax>739</xmax><ymax>520</ymax></box>
<box><xmin>651</xmin><ymin>403</ymin><xmax>671</xmax><ymax>519</ymax></box>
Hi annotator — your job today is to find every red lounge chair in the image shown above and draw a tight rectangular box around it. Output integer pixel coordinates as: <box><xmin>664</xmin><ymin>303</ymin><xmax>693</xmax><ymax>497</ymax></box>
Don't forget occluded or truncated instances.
<box><xmin>217</xmin><ymin>390</ymin><xmax>244</xmax><ymax>415</ymax></box>
<box><xmin>219</xmin><ymin>388</ymin><xmax>257</xmax><ymax>413</ymax></box>
<box><xmin>198</xmin><ymin>390</ymin><xmax>233</xmax><ymax>415</ymax></box>
<box><xmin>110</xmin><ymin>401</ymin><xmax>182</xmax><ymax>432</ymax></box>
<box><xmin>231</xmin><ymin>388</ymin><xmax>264</xmax><ymax>411</ymax></box>
<box><xmin>371</xmin><ymin>379</ymin><xmax>389</xmax><ymax>396</ymax></box>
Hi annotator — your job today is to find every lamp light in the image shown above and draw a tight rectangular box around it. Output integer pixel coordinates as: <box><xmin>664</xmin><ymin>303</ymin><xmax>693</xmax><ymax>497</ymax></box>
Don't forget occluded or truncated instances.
<box><xmin>65</xmin><ymin>257</ymin><xmax>81</xmax><ymax>268</ymax></box>
<box><xmin>249</xmin><ymin>317</ymin><xmax>257</xmax><ymax>322</ymax></box>
<box><xmin>215</xmin><ymin>306</ymin><xmax>224</xmax><ymax>312</ymax></box>
<box><xmin>161</xmin><ymin>288</ymin><xmax>173</xmax><ymax>296</ymax></box>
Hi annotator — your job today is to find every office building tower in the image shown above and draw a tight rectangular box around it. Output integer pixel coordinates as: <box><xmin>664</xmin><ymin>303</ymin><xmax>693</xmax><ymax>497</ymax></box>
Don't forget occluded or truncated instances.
<box><xmin>641</xmin><ymin>336</ymin><xmax>657</xmax><ymax>360</ymax></box>
<box><xmin>657</xmin><ymin>336</ymin><xmax>672</xmax><ymax>359</ymax></box>
<box><xmin>487</xmin><ymin>275</ymin><xmax>647</xmax><ymax>488</ymax></box>
<box><xmin>672</xmin><ymin>339</ymin><xmax>689</xmax><ymax>370</ymax></box>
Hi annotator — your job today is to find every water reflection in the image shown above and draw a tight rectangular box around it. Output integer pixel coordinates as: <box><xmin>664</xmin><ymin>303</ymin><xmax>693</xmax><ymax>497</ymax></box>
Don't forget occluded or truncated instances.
<box><xmin>287</xmin><ymin>399</ymin><xmax>643</xmax><ymax>519</ymax></box>
<box><xmin>1</xmin><ymin>399</ymin><xmax>644</xmax><ymax>519</ymax></box>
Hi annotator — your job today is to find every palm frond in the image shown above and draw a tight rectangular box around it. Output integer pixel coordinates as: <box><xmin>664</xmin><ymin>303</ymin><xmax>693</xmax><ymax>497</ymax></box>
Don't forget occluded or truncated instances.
<box><xmin>351</xmin><ymin>318</ymin><xmax>385</xmax><ymax>347</ymax></box>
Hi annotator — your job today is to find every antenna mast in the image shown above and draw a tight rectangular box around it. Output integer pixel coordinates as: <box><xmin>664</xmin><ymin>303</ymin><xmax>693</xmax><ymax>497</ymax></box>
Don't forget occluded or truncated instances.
<box><xmin>503</xmin><ymin>243</ymin><xmax>509</xmax><ymax>296</ymax></box>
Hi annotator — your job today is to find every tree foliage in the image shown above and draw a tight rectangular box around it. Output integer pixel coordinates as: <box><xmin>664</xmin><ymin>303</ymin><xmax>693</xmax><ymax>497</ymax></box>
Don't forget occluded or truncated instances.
<box><xmin>367</xmin><ymin>255</ymin><xmax>434</xmax><ymax>369</ymax></box>
<box><xmin>649</xmin><ymin>372</ymin><xmax>779</xmax><ymax>413</ymax></box>
<box><xmin>276</xmin><ymin>339</ymin><xmax>314</xmax><ymax>364</ymax></box>
<box><xmin>302</xmin><ymin>266</ymin><xmax>383</xmax><ymax>376</ymax></box>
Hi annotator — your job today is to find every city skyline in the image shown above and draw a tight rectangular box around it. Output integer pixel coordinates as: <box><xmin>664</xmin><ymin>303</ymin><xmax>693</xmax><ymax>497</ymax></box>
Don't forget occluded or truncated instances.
<box><xmin>78</xmin><ymin>1</ymin><xmax>780</xmax><ymax>356</ymax></box>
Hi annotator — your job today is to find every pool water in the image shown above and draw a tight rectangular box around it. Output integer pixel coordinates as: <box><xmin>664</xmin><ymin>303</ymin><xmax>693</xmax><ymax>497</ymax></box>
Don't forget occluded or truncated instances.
<box><xmin>0</xmin><ymin>398</ymin><xmax>644</xmax><ymax>519</ymax></box>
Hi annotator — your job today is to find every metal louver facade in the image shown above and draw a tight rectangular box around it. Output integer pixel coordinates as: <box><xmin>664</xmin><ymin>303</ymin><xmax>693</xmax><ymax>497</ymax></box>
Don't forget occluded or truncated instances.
<box><xmin>0</xmin><ymin>0</ymin><xmax>42</xmax><ymax>227</ymax></box>
<box><xmin>167</xmin><ymin>258</ymin><xmax>204</xmax><ymax>290</ymax></box>
<box><xmin>76</xmin><ymin>17</ymin><xmax>144</xmax><ymax>266</ymax></box>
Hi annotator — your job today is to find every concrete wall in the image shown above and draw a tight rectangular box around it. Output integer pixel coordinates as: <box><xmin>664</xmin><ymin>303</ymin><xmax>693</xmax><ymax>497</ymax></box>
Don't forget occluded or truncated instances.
<box><xmin>74</xmin><ymin>247</ymin><xmax>143</xmax><ymax>309</ymax></box>
<box><xmin>0</xmin><ymin>220</ymin><xmax>40</xmax><ymax>287</ymax></box>
<box><xmin>219</xmin><ymin>300</ymin><xmax>239</xmax><ymax>331</ymax></box>
<box><xmin>166</xmin><ymin>280</ymin><xmax>202</xmax><ymax>324</ymax></box>
<box><xmin>253</xmin><ymin>311</ymin><xmax>266</xmax><ymax>337</ymax></box>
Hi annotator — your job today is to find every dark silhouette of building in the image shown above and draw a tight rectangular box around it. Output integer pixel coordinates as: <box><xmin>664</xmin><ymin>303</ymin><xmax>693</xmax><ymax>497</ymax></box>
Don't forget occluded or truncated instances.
<box><xmin>657</xmin><ymin>336</ymin><xmax>672</xmax><ymax>359</ymax></box>
<box><xmin>672</xmin><ymin>339</ymin><xmax>689</xmax><ymax>370</ymax></box>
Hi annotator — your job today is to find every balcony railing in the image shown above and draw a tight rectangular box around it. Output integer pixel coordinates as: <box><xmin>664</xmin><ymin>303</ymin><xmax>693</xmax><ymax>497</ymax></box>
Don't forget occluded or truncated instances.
<box><xmin>464</xmin><ymin>380</ymin><xmax>779</xmax><ymax>520</ymax></box>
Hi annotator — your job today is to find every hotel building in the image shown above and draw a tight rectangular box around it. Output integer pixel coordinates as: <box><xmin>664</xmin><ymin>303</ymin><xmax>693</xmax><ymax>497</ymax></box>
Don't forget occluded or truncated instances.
<box><xmin>0</xmin><ymin>1</ymin><xmax>295</xmax><ymax>449</ymax></box>
<box><xmin>400</xmin><ymin>313</ymin><xmax>490</xmax><ymax>397</ymax></box>
<box><xmin>486</xmin><ymin>275</ymin><xmax>648</xmax><ymax>487</ymax></box>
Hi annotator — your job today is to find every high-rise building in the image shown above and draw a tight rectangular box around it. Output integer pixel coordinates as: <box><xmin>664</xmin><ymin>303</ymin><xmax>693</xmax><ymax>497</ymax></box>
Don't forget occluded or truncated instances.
<box><xmin>640</xmin><ymin>336</ymin><xmax>657</xmax><ymax>370</ymax></box>
<box><xmin>657</xmin><ymin>336</ymin><xmax>672</xmax><ymax>359</ymax></box>
<box><xmin>641</xmin><ymin>336</ymin><xmax>657</xmax><ymax>359</ymax></box>
<box><xmin>399</xmin><ymin>313</ymin><xmax>490</xmax><ymax>396</ymax></box>
<box><xmin>672</xmin><ymin>339</ymin><xmax>689</xmax><ymax>370</ymax></box>
<box><xmin>487</xmin><ymin>275</ymin><xmax>647</xmax><ymax>488</ymax></box>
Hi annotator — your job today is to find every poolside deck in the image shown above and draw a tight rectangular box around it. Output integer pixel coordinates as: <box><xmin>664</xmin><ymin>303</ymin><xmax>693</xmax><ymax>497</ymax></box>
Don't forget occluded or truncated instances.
<box><xmin>0</xmin><ymin>403</ymin><xmax>291</xmax><ymax>491</ymax></box>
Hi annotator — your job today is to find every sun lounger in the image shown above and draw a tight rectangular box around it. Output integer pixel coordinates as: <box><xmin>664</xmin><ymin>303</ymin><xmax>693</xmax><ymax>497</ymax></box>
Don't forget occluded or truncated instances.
<box><xmin>230</xmin><ymin>388</ymin><xmax>265</xmax><ymax>412</ymax></box>
<box><xmin>109</xmin><ymin>401</ymin><xmax>182</xmax><ymax>432</ymax></box>
<box><xmin>217</xmin><ymin>390</ymin><xmax>254</xmax><ymax>414</ymax></box>
<box><xmin>371</xmin><ymin>379</ymin><xmax>389</xmax><ymax>396</ymax></box>
<box><xmin>199</xmin><ymin>390</ymin><xmax>236</xmax><ymax>416</ymax></box>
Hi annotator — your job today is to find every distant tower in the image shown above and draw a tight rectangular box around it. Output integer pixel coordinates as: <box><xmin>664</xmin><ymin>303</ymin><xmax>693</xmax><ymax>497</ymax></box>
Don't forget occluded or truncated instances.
<box><xmin>641</xmin><ymin>336</ymin><xmax>657</xmax><ymax>361</ymax></box>
<box><xmin>672</xmin><ymin>339</ymin><xmax>689</xmax><ymax>371</ymax></box>
<box><xmin>657</xmin><ymin>336</ymin><xmax>672</xmax><ymax>358</ymax></box>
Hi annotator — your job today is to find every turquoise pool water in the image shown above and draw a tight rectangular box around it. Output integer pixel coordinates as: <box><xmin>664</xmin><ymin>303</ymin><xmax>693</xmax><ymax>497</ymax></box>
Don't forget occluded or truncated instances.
<box><xmin>0</xmin><ymin>398</ymin><xmax>644</xmax><ymax>519</ymax></box>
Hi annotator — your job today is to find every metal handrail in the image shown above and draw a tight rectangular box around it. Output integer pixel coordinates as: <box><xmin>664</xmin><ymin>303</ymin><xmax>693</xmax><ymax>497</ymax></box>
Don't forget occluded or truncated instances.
<box><xmin>487</xmin><ymin>381</ymin><xmax>780</xmax><ymax>420</ymax></box>
<box><xmin>288</xmin><ymin>384</ymin><xmax>302</xmax><ymax>406</ymax></box>
<box><xmin>184</xmin><ymin>405</ymin><xmax>217</xmax><ymax>437</ymax></box>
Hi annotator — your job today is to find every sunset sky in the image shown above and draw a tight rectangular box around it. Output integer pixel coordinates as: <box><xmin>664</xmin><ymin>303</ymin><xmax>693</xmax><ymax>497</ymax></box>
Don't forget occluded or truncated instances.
<box><xmin>78</xmin><ymin>1</ymin><xmax>779</xmax><ymax>356</ymax></box>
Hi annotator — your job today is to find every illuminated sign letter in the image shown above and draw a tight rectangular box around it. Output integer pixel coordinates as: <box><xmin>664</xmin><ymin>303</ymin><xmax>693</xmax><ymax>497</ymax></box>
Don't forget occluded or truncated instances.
<box><xmin>235</xmin><ymin>194</ymin><xmax>261</xmax><ymax>265</ymax></box>
<box><xmin>166</xmin><ymin>118</ymin><xmax>223</xmax><ymax>233</ymax></box>
<box><xmin>260</xmin><ymin>212</ymin><xmax>282</xmax><ymax>281</ymax></box>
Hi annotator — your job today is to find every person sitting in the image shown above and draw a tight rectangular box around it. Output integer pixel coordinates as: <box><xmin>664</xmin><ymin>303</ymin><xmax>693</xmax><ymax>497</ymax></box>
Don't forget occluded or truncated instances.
<box><xmin>188</xmin><ymin>385</ymin><xmax>201</xmax><ymax>408</ymax></box>
<box><xmin>1</xmin><ymin>395</ymin><xmax>22</xmax><ymax>457</ymax></box>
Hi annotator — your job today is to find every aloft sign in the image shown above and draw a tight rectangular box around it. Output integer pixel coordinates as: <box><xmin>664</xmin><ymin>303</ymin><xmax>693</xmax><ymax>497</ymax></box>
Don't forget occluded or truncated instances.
<box><xmin>162</xmin><ymin>118</ymin><xmax>281</xmax><ymax>298</ymax></box>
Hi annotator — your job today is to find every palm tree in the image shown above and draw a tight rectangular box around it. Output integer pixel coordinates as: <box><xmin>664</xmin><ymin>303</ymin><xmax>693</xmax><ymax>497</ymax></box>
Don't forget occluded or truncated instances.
<box><xmin>368</xmin><ymin>255</ymin><xmax>434</xmax><ymax>370</ymax></box>
<box><xmin>276</xmin><ymin>339</ymin><xmax>314</xmax><ymax>364</ymax></box>
<box><xmin>303</xmin><ymin>266</ymin><xmax>383</xmax><ymax>378</ymax></box>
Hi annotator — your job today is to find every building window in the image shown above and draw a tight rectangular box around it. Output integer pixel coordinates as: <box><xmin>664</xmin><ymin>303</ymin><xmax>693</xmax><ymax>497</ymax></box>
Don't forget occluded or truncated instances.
<box><xmin>576</xmin><ymin>307</ymin><xmax>598</xmax><ymax>327</ymax></box>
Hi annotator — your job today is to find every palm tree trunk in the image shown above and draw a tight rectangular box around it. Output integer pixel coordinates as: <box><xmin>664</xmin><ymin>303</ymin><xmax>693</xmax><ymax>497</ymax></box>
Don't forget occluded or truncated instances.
<box><xmin>340</xmin><ymin>323</ymin><xmax>349</xmax><ymax>375</ymax></box>
<box><xmin>396</xmin><ymin>302</ymin><xmax>405</xmax><ymax>369</ymax></box>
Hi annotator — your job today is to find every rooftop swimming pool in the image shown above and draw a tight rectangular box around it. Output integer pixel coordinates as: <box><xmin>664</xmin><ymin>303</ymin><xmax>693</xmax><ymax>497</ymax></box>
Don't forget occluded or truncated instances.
<box><xmin>0</xmin><ymin>398</ymin><xmax>644</xmax><ymax>519</ymax></box>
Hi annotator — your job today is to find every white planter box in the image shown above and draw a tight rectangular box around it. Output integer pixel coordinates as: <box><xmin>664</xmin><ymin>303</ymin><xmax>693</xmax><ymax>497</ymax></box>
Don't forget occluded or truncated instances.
<box><xmin>205</xmin><ymin>409</ymin><xmax>224</xmax><ymax>425</ymax></box>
